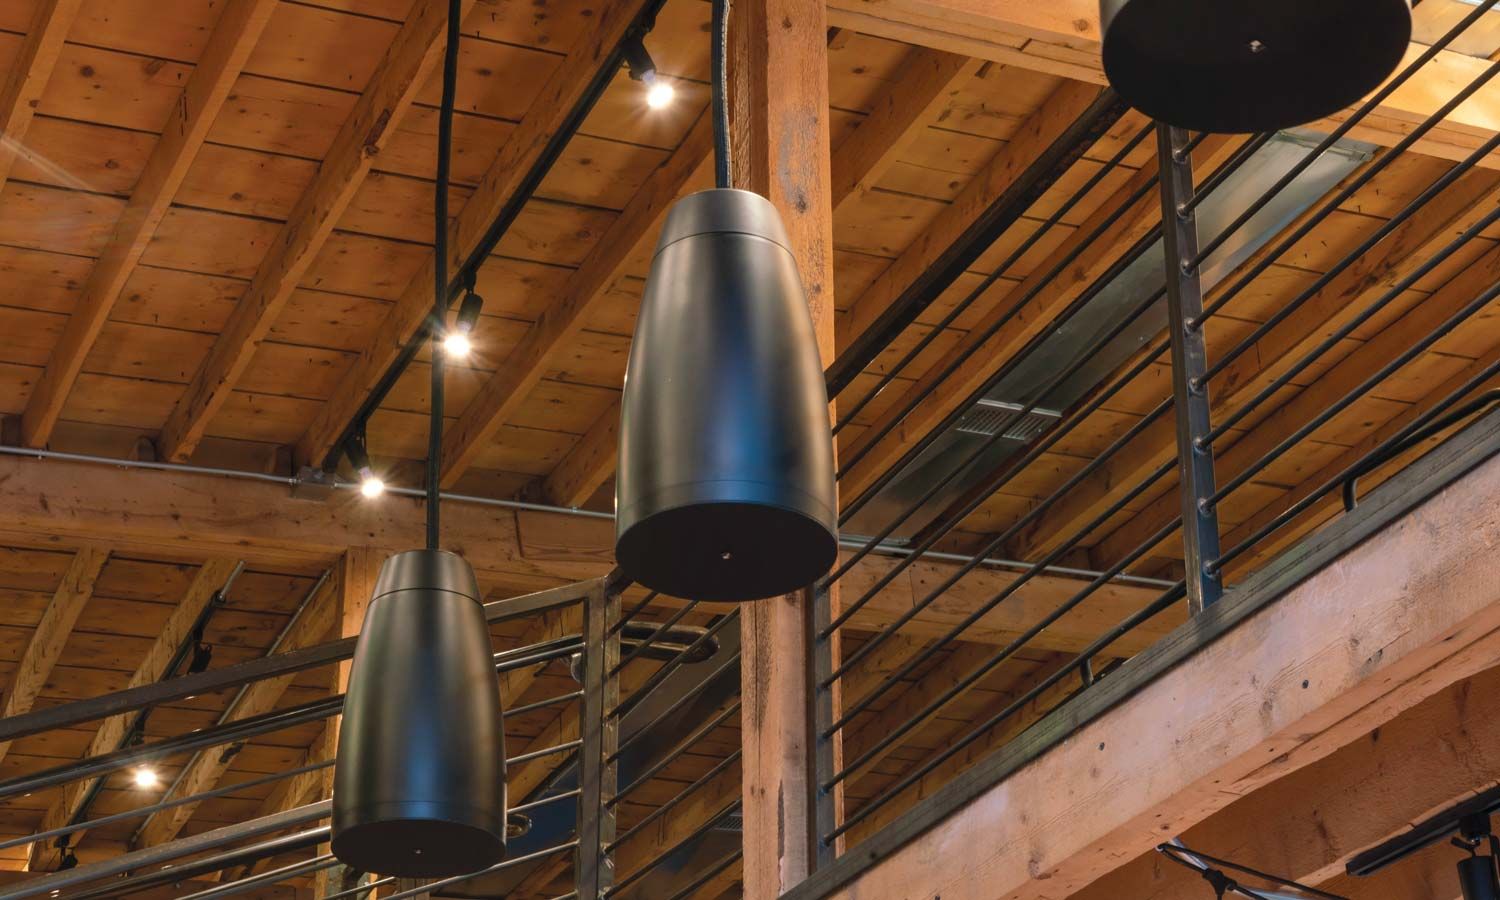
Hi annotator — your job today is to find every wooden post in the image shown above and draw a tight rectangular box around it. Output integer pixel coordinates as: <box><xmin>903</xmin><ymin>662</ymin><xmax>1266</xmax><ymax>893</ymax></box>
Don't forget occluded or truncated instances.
<box><xmin>316</xmin><ymin>547</ymin><xmax>384</xmax><ymax>898</ymax></box>
<box><xmin>730</xmin><ymin>0</ymin><xmax>836</xmax><ymax>895</ymax></box>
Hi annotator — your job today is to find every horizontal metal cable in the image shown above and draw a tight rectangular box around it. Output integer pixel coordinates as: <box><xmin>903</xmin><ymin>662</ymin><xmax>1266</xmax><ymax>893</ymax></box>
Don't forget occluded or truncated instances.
<box><xmin>606</xmin><ymin>749</ymin><xmax>742</xmax><ymax>846</ymax></box>
<box><xmin>610</xmin><ymin>652</ymin><xmax>740</xmax><ymax>763</ymax></box>
<box><xmin>603</xmin><ymin>801</ymin><xmax>741</xmax><ymax>897</ymax></box>
<box><xmin>612</xmin><ymin>702</ymin><xmax>740</xmax><ymax>800</ymax></box>
<box><xmin>611</xmin><ymin>600</ymin><xmax>700</xmax><ymax>676</ymax></box>
<box><xmin>508</xmin><ymin>740</ymin><xmax>583</xmax><ymax>767</ymax></box>
<box><xmin>610</xmin><ymin>612</ymin><xmax>739</xmax><ymax>722</ymax></box>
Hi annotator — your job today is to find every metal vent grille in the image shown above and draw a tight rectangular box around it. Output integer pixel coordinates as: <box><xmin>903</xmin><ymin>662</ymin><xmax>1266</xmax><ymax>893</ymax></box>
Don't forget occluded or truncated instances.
<box><xmin>953</xmin><ymin>399</ymin><xmax>1062</xmax><ymax>442</ymax></box>
<box><xmin>715</xmin><ymin>813</ymin><xmax>744</xmax><ymax>833</ymax></box>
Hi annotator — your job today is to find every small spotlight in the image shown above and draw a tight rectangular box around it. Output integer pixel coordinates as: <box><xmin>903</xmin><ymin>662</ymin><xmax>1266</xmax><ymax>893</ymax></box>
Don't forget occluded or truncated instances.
<box><xmin>357</xmin><ymin>466</ymin><xmax>384</xmax><ymax>498</ymax></box>
<box><xmin>442</xmin><ymin>330</ymin><xmax>472</xmax><ymax>359</ymax></box>
<box><xmin>644</xmin><ymin>73</ymin><xmax>674</xmax><ymax>110</ymax></box>
<box><xmin>133</xmin><ymin>767</ymin><xmax>159</xmax><ymax>789</ymax></box>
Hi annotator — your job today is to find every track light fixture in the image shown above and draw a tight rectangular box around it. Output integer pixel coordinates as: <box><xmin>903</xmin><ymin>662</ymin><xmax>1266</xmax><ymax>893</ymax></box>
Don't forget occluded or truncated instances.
<box><xmin>331</xmin><ymin>0</ymin><xmax>507</xmax><ymax>879</ymax></box>
<box><xmin>614</xmin><ymin>0</ymin><xmax>838</xmax><ymax>601</ymax></box>
<box><xmin>443</xmin><ymin>285</ymin><xmax>483</xmax><ymax>359</ymax></box>
<box><xmin>1098</xmin><ymin>0</ymin><xmax>1412</xmax><ymax>133</ymax></box>
<box><xmin>624</xmin><ymin>35</ymin><xmax>674</xmax><ymax>110</ymax></box>
<box><xmin>344</xmin><ymin>430</ymin><xmax>384</xmax><ymax>498</ymax></box>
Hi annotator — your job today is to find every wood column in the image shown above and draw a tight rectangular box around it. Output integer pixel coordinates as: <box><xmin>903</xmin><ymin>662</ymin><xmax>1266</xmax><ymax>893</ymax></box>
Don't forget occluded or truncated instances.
<box><xmin>730</xmin><ymin>0</ymin><xmax>836</xmax><ymax>895</ymax></box>
<box><xmin>316</xmin><ymin>547</ymin><xmax>384</xmax><ymax>898</ymax></box>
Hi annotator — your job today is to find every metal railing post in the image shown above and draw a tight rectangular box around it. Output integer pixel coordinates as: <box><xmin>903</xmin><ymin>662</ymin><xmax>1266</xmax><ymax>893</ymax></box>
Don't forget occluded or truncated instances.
<box><xmin>810</xmin><ymin>582</ymin><xmax>839</xmax><ymax>867</ymax></box>
<box><xmin>576</xmin><ymin>575</ymin><xmax>621</xmax><ymax>899</ymax></box>
<box><xmin>1157</xmin><ymin>123</ymin><xmax>1225</xmax><ymax>612</ymax></box>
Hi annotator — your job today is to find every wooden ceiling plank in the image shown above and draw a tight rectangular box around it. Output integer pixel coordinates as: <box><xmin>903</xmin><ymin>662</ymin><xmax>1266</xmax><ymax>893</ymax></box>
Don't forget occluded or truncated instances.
<box><xmin>829</xmin><ymin>48</ymin><xmax>981</xmax><ymax>216</ymax></box>
<box><xmin>0</xmin><ymin>545</ymin><xmax>109</xmax><ymax>767</ymax></box>
<box><xmin>17</xmin><ymin>0</ymin><xmax>278</xmax><ymax>450</ymax></box>
<box><xmin>823</xmin><ymin>444</ymin><xmax>1500</xmax><ymax>900</ymax></box>
<box><xmin>1040</xmin><ymin>167</ymin><xmax>1500</xmax><ymax>564</ymax></box>
<box><xmin>155</xmin><ymin>0</ymin><xmax>479</xmax><ymax>463</ymax></box>
<box><xmin>540</xmin><ymin>397</ymin><xmax>619</xmax><ymax>508</ymax></box>
<box><xmin>0</xmin><ymin>0</ymin><xmax>84</xmax><ymax>193</ymax></box>
<box><xmin>132</xmin><ymin>572</ymin><xmax>339</xmax><ymax>848</ymax></box>
<box><xmin>27</xmin><ymin>557</ymin><xmax>241</xmax><ymax>871</ymax></box>
<box><xmin>294</xmin><ymin>0</ymin><xmax>657</xmax><ymax>472</ymax></box>
<box><xmin>836</xmin><ymin>132</ymin><xmax>1235</xmax><ymax>505</ymax></box>
<box><xmin>436</xmin><ymin>111</ymin><xmax>715</xmax><ymax>487</ymax></box>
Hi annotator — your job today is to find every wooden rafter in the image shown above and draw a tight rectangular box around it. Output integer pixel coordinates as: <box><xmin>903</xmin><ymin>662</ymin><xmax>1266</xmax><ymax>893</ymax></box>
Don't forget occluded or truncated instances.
<box><xmin>542</xmin><ymin>396</ymin><xmax>620</xmax><ymax>508</ymax></box>
<box><xmin>18</xmin><ymin>0</ymin><xmax>278</xmax><ymax>449</ymax></box>
<box><xmin>0</xmin><ymin>545</ymin><xmax>109</xmax><ymax>766</ymax></box>
<box><xmin>27</xmin><ymin>557</ymin><xmax>241</xmax><ymax>870</ymax></box>
<box><xmin>436</xmin><ymin>111</ymin><xmax>715</xmax><ymax>487</ymax></box>
<box><xmin>155</xmin><ymin>0</ymin><xmax>477</xmax><ymax>462</ymax></box>
<box><xmin>294</xmin><ymin>0</ymin><xmax>657</xmax><ymax>471</ymax></box>
<box><xmin>0</xmin><ymin>0</ymin><xmax>83</xmax><ymax>192</ymax></box>
<box><xmin>133</xmin><ymin>572</ymin><xmax>338</xmax><ymax>848</ymax></box>
<box><xmin>1027</xmin><ymin>166</ymin><xmax>1500</xmax><ymax>562</ymax></box>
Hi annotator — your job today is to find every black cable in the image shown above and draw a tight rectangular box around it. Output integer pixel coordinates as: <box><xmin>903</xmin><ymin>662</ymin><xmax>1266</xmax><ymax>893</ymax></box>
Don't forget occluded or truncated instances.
<box><xmin>711</xmin><ymin>0</ymin><xmax>731</xmax><ymax>188</ymax></box>
<box><xmin>428</xmin><ymin>0</ymin><xmax>462</xmax><ymax>550</ymax></box>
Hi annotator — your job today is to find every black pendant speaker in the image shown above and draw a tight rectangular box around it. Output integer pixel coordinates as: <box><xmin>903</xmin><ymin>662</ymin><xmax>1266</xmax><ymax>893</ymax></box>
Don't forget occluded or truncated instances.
<box><xmin>1099</xmin><ymin>0</ymin><xmax>1412</xmax><ymax>134</ymax></box>
<box><xmin>615</xmin><ymin>188</ymin><xmax>838</xmax><ymax>602</ymax></box>
<box><xmin>331</xmin><ymin>549</ymin><xmax>507</xmax><ymax>878</ymax></box>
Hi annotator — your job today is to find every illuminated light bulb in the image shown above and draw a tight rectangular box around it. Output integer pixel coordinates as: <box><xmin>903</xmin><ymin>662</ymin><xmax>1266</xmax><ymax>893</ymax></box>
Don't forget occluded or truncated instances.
<box><xmin>644</xmin><ymin>73</ymin><xmax>674</xmax><ymax>110</ymax></box>
<box><xmin>358</xmin><ymin>466</ymin><xmax>384</xmax><ymax>498</ymax></box>
<box><xmin>442</xmin><ymin>330</ymin><xmax>472</xmax><ymax>359</ymax></box>
<box><xmin>133</xmin><ymin>766</ymin><xmax>159</xmax><ymax>789</ymax></box>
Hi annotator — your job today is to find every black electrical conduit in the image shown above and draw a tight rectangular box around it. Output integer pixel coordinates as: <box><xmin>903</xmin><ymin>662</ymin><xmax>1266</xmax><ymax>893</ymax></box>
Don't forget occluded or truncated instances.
<box><xmin>322</xmin><ymin>0</ymin><xmax>672</xmax><ymax>472</ymax></box>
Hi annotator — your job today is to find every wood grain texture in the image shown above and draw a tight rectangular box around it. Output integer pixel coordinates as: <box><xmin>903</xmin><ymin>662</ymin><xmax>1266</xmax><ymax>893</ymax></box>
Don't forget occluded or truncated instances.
<box><xmin>156</xmin><ymin>0</ymin><xmax>477</xmax><ymax>462</ymax></box>
<box><xmin>0</xmin><ymin>0</ymin><xmax>84</xmax><ymax>191</ymax></box>
<box><xmin>18</xmin><ymin>0</ymin><xmax>278</xmax><ymax>449</ymax></box>
<box><xmin>0</xmin><ymin>545</ymin><xmax>108</xmax><ymax>765</ymax></box>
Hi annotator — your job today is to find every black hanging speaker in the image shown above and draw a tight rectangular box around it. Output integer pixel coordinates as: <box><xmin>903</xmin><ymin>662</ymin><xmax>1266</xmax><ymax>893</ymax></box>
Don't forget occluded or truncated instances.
<box><xmin>331</xmin><ymin>549</ymin><xmax>506</xmax><ymax>878</ymax></box>
<box><xmin>615</xmin><ymin>188</ymin><xmax>838</xmax><ymax>602</ymax></box>
<box><xmin>1099</xmin><ymin>0</ymin><xmax>1412</xmax><ymax>134</ymax></box>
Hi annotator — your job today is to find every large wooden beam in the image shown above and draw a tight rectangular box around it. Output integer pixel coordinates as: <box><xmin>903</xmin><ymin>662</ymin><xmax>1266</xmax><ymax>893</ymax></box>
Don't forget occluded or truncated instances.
<box><xmin>294</xmin><ymin>0</ymin><xmax>655</xmax><ymax>471</ymax></box>
<box><xmin>802</xmin><ymin>421</ymin><xmax>1500</xmax><ymax>900</ymax></box>
<box><xmin>0</xmin><ymin>452</ymin><xmax>1172</xmax><ymax>652</ymax></box>
<box><xmin>1070</xmin><ymin>665</ymin><xmax>1500</xmax><ymax>900</ymax></box>
<box><xmin>438</xmin><ymin>113</ymin><xmax>715</xmax><ymax>486</ymax></box>
<box><xmin>19</xmin><ymin>0</ymin><xmax>276</xmax><ymax>449</ymax></box>
<box><xmin>729</xmin><ymin>0</ymin><xmax>836</xmax><ymax>893</ymax></box>
<box><xmin>0</xmin><ymin>545</ymin><xmax>109</xmax><ymax>766</ymax></box>
<box><xmin>28</xmin><ymin>558</ymin><xmax>241</xmax><ymax>870</ymax></box>
<box><xmin>822</xmin><ymin>0</ymin><xmax>1500</xmax><ymax>163</ymax></box>
<box><xmin>155</xmin><ymin>0</ymin><xmax>474</xmax><ymax>462</ymax></box>
<box><xmin>134</xmin><ymin>572</ymin><xmax>339</xmax><ymax>848</ymax></box>
<box><xmin>0</xmin><ymin>0</ymin><xmax>82</xmax><ymax>192</ymax></box>
<box><xmin>1043</xmin><ymin>166</ymin><xmax>1500</xmax><ymax>563</ymax></box>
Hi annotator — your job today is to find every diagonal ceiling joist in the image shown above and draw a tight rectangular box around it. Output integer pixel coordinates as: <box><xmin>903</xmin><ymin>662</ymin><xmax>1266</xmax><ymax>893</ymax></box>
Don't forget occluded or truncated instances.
<box><xmin>155</xmin><ymin>0</ymin><xmax>479</xmax><ymax>463</ymax></box>
<box><xmin>0</xmin><ymin>0</ymin><xmax>83</xmax><ymax>193</ymax></box>
<box><xmin>19</xmin><ymin>0</ymin><xmax>277</xmax><ymax>450</ymax></box>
